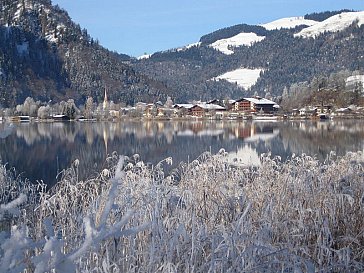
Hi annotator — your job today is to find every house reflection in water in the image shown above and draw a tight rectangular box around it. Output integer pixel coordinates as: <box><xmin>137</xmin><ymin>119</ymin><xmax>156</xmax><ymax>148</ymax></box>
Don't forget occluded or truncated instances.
<box><xmin>230</xmin><ymin>122</ymin><xmax>279</xmax><ymax>142</ymax></box>
<box><xmin>2</xmin><ymin>120</ymin><xmax>364</xmax><ymax>187</ymax></box>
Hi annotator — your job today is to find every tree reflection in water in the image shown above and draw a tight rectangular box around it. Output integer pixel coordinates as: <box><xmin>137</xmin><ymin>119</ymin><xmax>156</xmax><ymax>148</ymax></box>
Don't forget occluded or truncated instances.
<box><xmin>0</xmin><ymin>120</ymin><xmax>363</xmax><ymax>187</ymax></box>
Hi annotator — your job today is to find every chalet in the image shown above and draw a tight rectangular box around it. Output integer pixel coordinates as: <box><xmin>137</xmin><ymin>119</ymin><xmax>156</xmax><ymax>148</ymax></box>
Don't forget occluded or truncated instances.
<box><xmin>173</xmin><ymin>104</ymin><xmax>194</xmax><ymax>111</ymax></box>
<box><xmin>190</xmin><ymin>104</ymin><xmax>226</xmax><ymax>117</ymax></box>
<box><xmin>156</xmin><ymin>108</ymin><xmax>174</xmax><ymax>118</ymax></box>
<box><xmin>299</xmin><ymin>107</ymin><xmax>317</xmax><ymax>116</ymax></box>
<box><xmin>234</xmin><ymin>97</ymin><xmax>278</xmax><ymax>114</ymax></box>
<box><xmin>172</xmin><ymin>104</ymin><xmax>194</xmax><ymax>116</ymax></box>
<box><xmin>315</xmin><ymin>105</ymin><xmax>333</xmax><ymax>114</ymax></box>
<box><xmin>225</xmin><ymin>99</ymin><xmax>236</xmax><ymax>111</ymax></box>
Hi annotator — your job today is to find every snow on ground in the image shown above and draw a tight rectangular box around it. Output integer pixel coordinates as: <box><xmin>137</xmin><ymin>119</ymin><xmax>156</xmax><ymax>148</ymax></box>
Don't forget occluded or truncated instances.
<box><xmin>209</xmin><ymin>33</ymin><xmax>265</xmax><ymax>55</ymax></box>
<box><xmin>294</xmin><ymin>11</ymin><xmax>364</xmax><ymax>38</ymax></box>
<box><xmin>137</xmin><ymin>54</ymin><xmax>152</xmax><ymax>60</ymax></box>
<box><xmin>176</xmin><ymin>42</ymin><xmax>201</xmax><ymax>52</ymax></box>
<box><xmin>261</xmin><ymin>16</ymin><xmax>318</xmax><ymax>30</ymax></box>
<box><xmin>214</xmin><ymin>68</ymin><xmax>263</xmax><ymax>89</ymax></box>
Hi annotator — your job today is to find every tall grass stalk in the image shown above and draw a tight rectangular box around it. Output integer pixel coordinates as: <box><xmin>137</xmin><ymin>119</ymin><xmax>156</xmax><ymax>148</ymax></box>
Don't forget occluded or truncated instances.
<box><xmin>0</xmin><ymin>151</ymin><xmax>363</xmax><ymax>272</ymax></box>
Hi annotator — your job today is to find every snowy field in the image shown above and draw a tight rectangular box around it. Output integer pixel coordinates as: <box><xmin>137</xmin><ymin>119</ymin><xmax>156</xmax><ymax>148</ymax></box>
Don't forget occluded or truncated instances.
<box><xmin>260</xmin><ymin>16</ymin><xmax>318</xmax><ymax>30</ymax></box>
<box><xmin>209</xmin><ymin>32</ymin><xmax>265</xmax><ymax>55</ymax></box>
<box><xmin>1</xmin><ymin>150</ymin><xmax>364</xmax><ymax>272</ymax></box>
<box><xmin>295</xmin><ymin>11</ymin><xmax>364</xmax><ymax>38</ymax></box>
<box><xmin>214</xmin><ymin>68</ymin><xmax>263</xmax><ymax>89</ymax></box>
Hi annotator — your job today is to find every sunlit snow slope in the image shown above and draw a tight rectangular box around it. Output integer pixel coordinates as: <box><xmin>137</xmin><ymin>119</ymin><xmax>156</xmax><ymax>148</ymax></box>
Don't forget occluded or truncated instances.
<box><xmin>214</xmin><ymin>68</ymin><xmax>263</xmax><ymax>89</ymax></box>
<box><xmin>295</xmin><ymin>11</ymin><xmax>364</xmax><ymax>38</ymax></box>
<box><xmin>209</xmin><ymin>33</ymin><xmax>265</xmax><ymax>55</ymax></box>
<box><xmin>261</xmin><ymin>16</ymin><xmax>318</xmax><ymax>30</ymax></box>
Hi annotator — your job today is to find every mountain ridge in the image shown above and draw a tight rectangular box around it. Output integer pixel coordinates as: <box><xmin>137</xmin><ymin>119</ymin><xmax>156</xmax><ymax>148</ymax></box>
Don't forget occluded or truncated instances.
<box><xmin>133</xmin><ymin>9</ymin><xmax>364</xmax><ymax>108</ymax></box>
<box><xmin>0</xmin><ymin>2</ymin><xmax>363</xmax><ymax>109</ymax></box>
<box><xmin>0</xmin><ymin>0</ymin><xmax>171</xmax><ymax>107</ymax></box>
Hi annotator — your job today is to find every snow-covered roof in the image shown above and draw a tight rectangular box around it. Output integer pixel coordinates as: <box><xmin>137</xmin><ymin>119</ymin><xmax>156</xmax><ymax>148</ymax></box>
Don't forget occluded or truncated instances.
<box><xmin>299</xmin><ymin>107</ymin><xmax>317</xmax><ymax>112</ymax></box>
<box><xmin>260</xmin><ymin>16</ymin><xmax>318</xmax><ymax>30</ymax></box>
<box><xmin>174</xmin><ymin>104</ymin><xmax>195</xmax><ymax>109</ymax></box>
<box><xmin>209</xmin><ymin>33</ymin><xmax>265</xmax><ymax>55</ymax></box>
<box><xmin>214</xmin><ymin>68</ymin><xmax>263</xmax><ymax>89</ymax></box>
<box><xmin>194</xmin><ymin>104</ymin><xmax>226</xmax><ymax>110</ymax></box>
<box><xmin>237</xmin><ymin>97</ymin><xmax>277</xmax><ymax>105</ymax></box>
<box><xmin>294</xmin><ymin>11</ymin><xmax>364</xmax><ymax>38</ymax></box>
<box><xmin>336</xmin><ymin>107</ymin><xmax>352</xmax><ymax>112</ymax></box>
<box><xmin>53</xmin><ymin>114</ymin><xmax>68</xmax><ymax>118</ymax></box>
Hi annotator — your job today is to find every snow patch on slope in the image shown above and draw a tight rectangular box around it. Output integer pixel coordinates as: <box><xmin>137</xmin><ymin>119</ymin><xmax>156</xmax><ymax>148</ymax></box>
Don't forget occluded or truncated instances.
<box><xmin>261</xmin><ymin>16</ymin><xmax>318</xmax><ymax>30</ymax></box>
<box><xmin>214</xmin><ymin>68</ymin><xmax>263</xmax><ymax>89</ymax></box>
<box><xmin>209</xmin><ymin>33</ymin><xmax>265</xmax><ymax>55</ymax></box>
<box><xmin>137</xmin><ymin>54</ymin><xmax>152</xmax><ymax>60</ymax></box>
<box><xmin>295</xmin><ymin>11</ymin><xmax>364</xmax><ymax>38</ymax></box>
<box><xmin>176</xmin><ymin>42</ymin><xmax>201</xmax><ymax>52</ymax></box>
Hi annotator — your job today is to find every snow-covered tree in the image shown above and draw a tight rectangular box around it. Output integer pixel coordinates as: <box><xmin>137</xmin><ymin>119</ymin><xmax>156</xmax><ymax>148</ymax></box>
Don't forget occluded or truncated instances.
<box><xmin>38</xmin><ymin>105</ymin><xmax>51</xmax><ymax>119</ymax></box>
<box><xmin>84</xmin><ymin>96</ymin><xmax>94</xmax><ymax>119</ymax></box>
<box><xmin>164</xmin><ymin>96</ymin><xmax>173</xmax><ymax>108</ymax></box>
<box><xmin>61</xmin><ymin>99</ymin><xmax>78</xmax><ymax>119</ymax></box>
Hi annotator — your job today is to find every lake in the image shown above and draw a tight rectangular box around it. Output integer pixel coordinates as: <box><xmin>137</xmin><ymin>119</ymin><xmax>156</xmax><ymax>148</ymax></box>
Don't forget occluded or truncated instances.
<box><xmin>0</xmin><ymin>119</ymin><xmax>364</xmax><ymax>187</ymax></box>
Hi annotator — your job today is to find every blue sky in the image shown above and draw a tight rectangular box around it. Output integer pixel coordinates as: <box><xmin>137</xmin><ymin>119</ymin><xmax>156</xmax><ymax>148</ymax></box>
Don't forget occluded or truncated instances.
<box><xmin>52</xmin><ymin>0</ymin><xmax>364</xmax><ymax>57</ymax></box>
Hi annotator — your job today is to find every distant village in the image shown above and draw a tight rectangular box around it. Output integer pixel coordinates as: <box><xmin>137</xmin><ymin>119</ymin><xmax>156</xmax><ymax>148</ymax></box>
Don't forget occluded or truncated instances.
<box><xmin>1</xmin><ymin>89</ymin><xmax>364</xmax><ymax>123</ymax></box>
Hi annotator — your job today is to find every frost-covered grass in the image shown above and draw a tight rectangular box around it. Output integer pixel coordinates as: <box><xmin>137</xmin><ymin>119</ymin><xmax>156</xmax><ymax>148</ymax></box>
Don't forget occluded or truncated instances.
<box><xmin>1</xmin><ymin>151</ymin><xmax>364</xmax><ymax>272</ymax></box>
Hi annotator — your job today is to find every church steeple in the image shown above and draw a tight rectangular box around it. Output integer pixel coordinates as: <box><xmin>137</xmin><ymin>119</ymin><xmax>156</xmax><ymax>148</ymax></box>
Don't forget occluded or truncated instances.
<box><xmin>103</xmin><ymin>88</ymin><xmax>108</xmax><ymax>110</ymax></box>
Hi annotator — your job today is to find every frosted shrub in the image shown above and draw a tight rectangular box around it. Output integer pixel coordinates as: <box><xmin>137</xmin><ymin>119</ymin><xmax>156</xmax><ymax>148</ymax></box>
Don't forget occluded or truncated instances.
<box><xmin>0</xmin><ymin>152</ymin><xmax>364</xmax><ymax>272</ymax></box>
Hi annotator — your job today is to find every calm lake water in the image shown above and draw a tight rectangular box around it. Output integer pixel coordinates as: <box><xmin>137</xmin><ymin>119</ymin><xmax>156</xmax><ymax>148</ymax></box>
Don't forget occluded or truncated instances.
<box><xmin>0</xmin><ymin>120</ymin><xmax>364</xmax><ymax>187</ymax></box>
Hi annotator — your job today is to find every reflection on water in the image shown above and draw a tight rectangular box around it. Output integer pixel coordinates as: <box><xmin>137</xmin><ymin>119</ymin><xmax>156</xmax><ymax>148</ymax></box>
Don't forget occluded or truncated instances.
<box><xmin>0</xmin><ymin>120</ymin><xmax>363</xmax><ymax>186</ymax></box>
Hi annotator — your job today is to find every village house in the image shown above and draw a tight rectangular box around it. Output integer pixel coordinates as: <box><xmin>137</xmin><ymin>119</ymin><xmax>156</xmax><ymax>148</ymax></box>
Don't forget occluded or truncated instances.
<box><xmin>173</xmin><ymin>104</ymin><xmax>195</xmax><ymax>116</ymax></box>
<box><xmin>299</xmin><ymin>106</ymin><xmax>317</xmax><ymax>116</ymax></box>
<box><xmin>234</xmin><ymin>97</ymin><xmax>278</xmax><ymax>114</ymax></box>
<box><xmin>190</xmin><ymin>103</ymin><xmax>226</xmax><ymax>117</ymax></box>
<box><xmin>315</xmin><ymin>105</ymin><xmax>333</xmax><ymax>114</ymax></box>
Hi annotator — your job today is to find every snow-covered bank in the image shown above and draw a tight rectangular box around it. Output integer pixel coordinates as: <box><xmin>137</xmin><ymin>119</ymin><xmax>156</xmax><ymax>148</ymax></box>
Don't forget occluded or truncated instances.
<box><xmin>1</xmin><ymin>151</ymin><xmax>364</xmax><ymax>272</ymax></box>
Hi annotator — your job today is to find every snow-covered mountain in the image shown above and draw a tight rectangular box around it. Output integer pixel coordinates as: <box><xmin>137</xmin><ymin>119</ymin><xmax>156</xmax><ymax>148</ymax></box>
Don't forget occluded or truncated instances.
<box><xmin>295</xmin><ymin>11</ymin><xmax>364</xmax><ymax>38</ymax></box>
<box><xmin>0</xmin><ymin>0</ymin><xmax>171</xmax><ymax>106</ymax></box>
<box><xmin>260</xmin><ymin>16</ymin><xmax>318</xmax><ymax>30</ymax></box>
<box><xmin>5</xmin><ymin>0</ymin><xmax>71</xmax><ymax>44</ymax></box>
<box><xmin>134</xmin><ymin>9</ymin><xmax>364</xmax><ymax>103</ymax></box>
<box><xmin>205</xmin><ymin>11</ymin><xmax>363</xmax><ymax>55</ymax></box>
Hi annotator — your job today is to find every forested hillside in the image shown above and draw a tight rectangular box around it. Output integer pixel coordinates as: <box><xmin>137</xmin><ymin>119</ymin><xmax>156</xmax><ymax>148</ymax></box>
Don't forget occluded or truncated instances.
<box><xmin>0</xmin><ymin>0</ymin><xmax>171</xmax><ymax>107</ymax></box>
<box><xmin>133</xmin><ymin>10</ymin><xmax>364</xmax><ymax>108</ymax></box>
<box><xmin>0</xmin><ymin>1</ymin><xmax>363</xmax><ymax>109</ymax></box>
